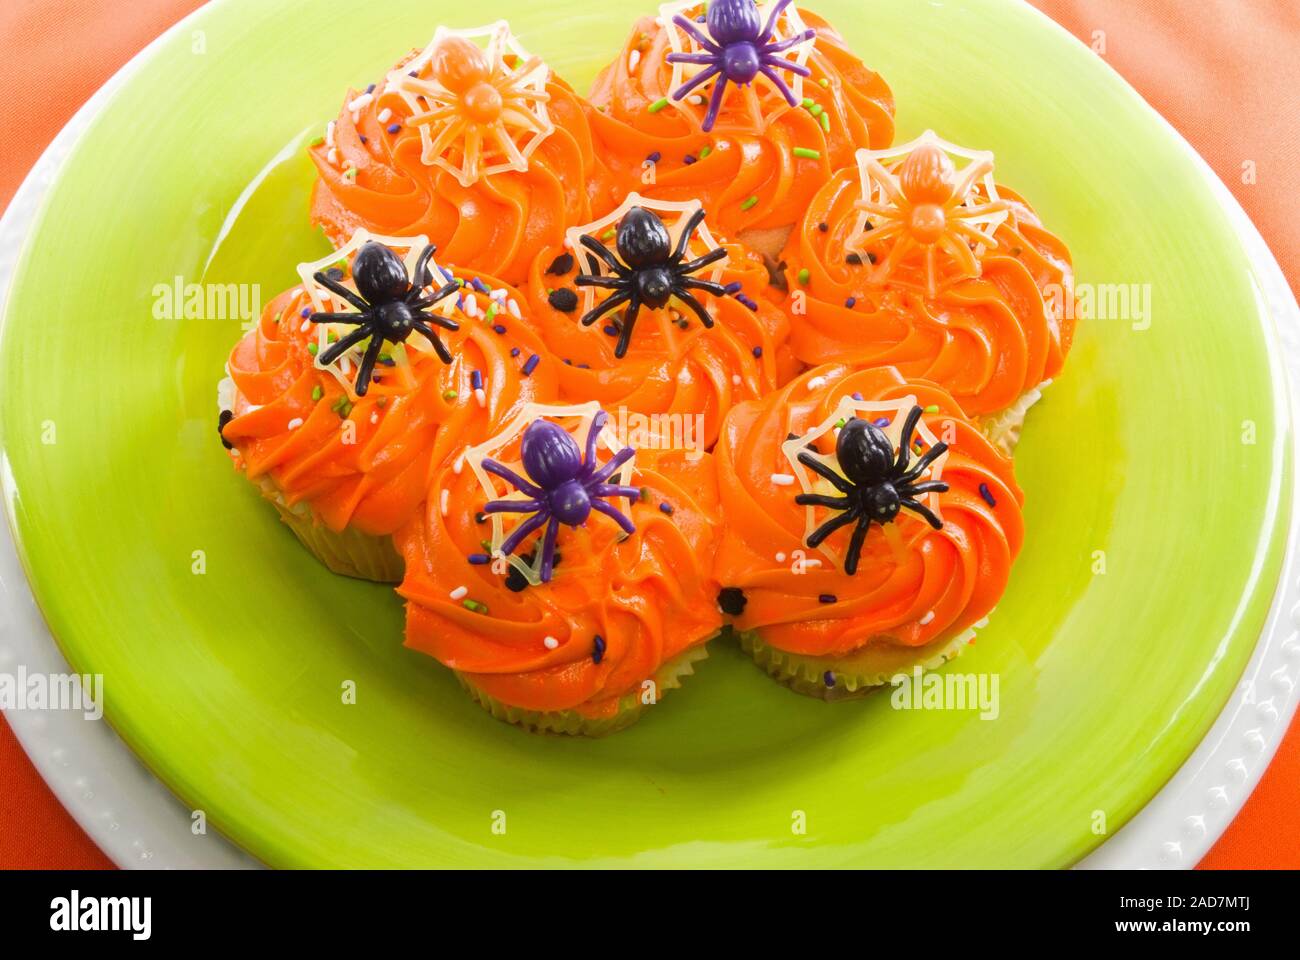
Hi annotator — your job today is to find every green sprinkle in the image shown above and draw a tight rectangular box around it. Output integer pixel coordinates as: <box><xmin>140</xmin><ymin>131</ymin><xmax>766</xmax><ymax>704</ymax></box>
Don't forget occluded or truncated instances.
<box><xmin>336</xmin><ymin>400</ymin><xmax>353</xmax><ymax>419</ymax></box>
<box><xmin>343</xmin><ymin>166</ymin><xmax>357</xmax><ymax>181</ymax></box>
<box><xmin>485</xmin><ymin>302</ymin><xmax>499</xmax><ymax>322</ymax></box>
<box><xmin>924</xmin><ymin>404</ymin><xmax>940</xmax><ymax>414</ymax></box>
<box><xmin>602</xmin><ymin>228</ymin><xmax>616</xmax><ymax>240</ymax></box>
<box><xmin>480</xmin><ymin>539</ymin><xmax>493</xmax><ymax>552</ymax></box>
<box><xmin>640</xmin><ymin>486</ymin><xmax>653</xmax><ymax>503</ymax></box>
<box><xmin>309</xmin><ymin>135</ymin><xmax>325</xmax><ymax>147</ymax></box>
<box><xmin>819</xmin><ymin>112</ymin><xmax>830</xmax><ymax>133</ymax></box>
<box><xmin>648</xmin><ymin>97</ymin><xmax>669</xmax><ymax>113</ymax></box>
<box><xmin>379</xmin><ymin>352</ymin><xmax>391</xmax><ymax>362</ymax></box>
<box><xmin>443</xmin><ymin>389</ymin><xmax>458</xmax><ymax>401</ymax></box>
<box><xmin>462</xmin><ymin>599</ymin><xmax>488</xmax><ymax>614</ymax></box>
<box><xmin>327</xmin><ymin>331</ymin><xmax>337</xmax><ymax>343</ymax></box>
<box><xmin>793</xmin><ymin>147</ymin><xmax>821</xmax><ymax>159</ymax></box>
<box><xmin>699</xmin><ymin>145</ymin><xmax>712</xmax><ymax>159</ymax></box>
<box><xmin>800</xmin><ymin>97</ymin><xmax>814</xmax><ymax>108</ymax></box>
<box><xmin>818</xmin><ymin>78</ymin><xmax>829</xmax><ymax>88</ymax></box>
<box><xmin>797</xmin><ymin>268</ymin><xmax>811</xmax><ymax>285</ymax></box>
<box><xmin>740</xmin><ymin>195</ymin><xmax>759</xmax><ymax>211</ymax></box>
<box><xmin>376</xmin><ymin>397</ymin><xmax>388</xmax><ymax>408</ymax></box>
<box><xmin>809</xmin><ymin>103</ymin><xmax>824</xmax><ymax>117</ymax></box>
<box><xmin>834</xmin><ymin>418</ymin><xmax>846</xmax><ymax>429</ymax></box>
<box><xmin>307</xmin><ymin>342</ymin><xmax>319</xmax><ymax>356</ymax></box>
<box><xmin>311</xmin><ymin>385</ymin><xmax>323</xmax><ymax>402</ymax></box>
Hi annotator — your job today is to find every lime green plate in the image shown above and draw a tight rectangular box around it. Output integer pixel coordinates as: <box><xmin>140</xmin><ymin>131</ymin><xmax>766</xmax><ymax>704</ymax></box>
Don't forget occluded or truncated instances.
<box><xmin>0</xmin><ymin>0</ymin><xmax>1290</xmax><ymax>867</ymax></box>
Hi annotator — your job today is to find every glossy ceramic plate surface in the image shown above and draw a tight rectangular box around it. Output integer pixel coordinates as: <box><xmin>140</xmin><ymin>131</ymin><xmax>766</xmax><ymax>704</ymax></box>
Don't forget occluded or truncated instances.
<box><xmin>0</xmin><ymin>0</ymin><xmax>1290</xmax><ymax>866</ymax></box>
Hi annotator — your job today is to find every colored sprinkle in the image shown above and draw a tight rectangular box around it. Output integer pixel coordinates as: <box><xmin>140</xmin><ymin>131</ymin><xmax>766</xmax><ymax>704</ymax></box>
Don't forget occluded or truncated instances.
<box><xmin>919</xmin><ymin>610</ymin><xmax>936</xmax><ymax>626</ymax></box>
<box><xmin>797</xmin><ymin>268</ymin><xmax>811</xmax><ymax>284</ymax></box>
<box><xmin>646</xmin><ymin>151</ymin><xmax>661</xmax><ymax>163</ymax></box>
<box><xmin>510</xmin><ymin>347</ymin><xmax>521</xmax><ymax>358</ymax></box>
<box><xmin>752</xmin><ymin>345</ymin><xmax>763</xmax><ymax>358</ymax></box>
<box><xmin>492</xmin><ymin>324</ymin><xmax>507</xmax><ymax>335</ymax></box>
<box><xmin>809</xmin><ymin>103</ymin><xmax>824</xmax><ymax>118</ymax></box>
<box><xmin>873</xmin><ymin>417</ymin><xmax>890</xmax><ymax>428</ymax></box>
<box><xmin>793</xmin><ymin>147</ymin><xmax>821</xmax><ymax>159</ymax></box>
<box><xmin>823</xmin><ymin>671</ymin><xmax>836</xmax><ymax>688</ymax></box>
<box><xmin>770</xmin><ymin>473</ymin><xmax>796</xmax><ymax>486</ymax></box>
<box><xmin>309</xmin><ymin>135</ymin><xmax>325</xmax><ymax>147</ymax></box>
<box><xmin>386</xmin><ymin>123</ymin><xmax>401</xmax><ymax>134</ymax></box>
<box><xmin>449</xmin><ymin>586</ymin><xmax>468</xmax><ymax>601</ymax></box>
<box><xmin>659</xmin><ymin>502</ymin><xmax>674</xmax><ymax>515</ymax></box>
<box><xmin>462</xmin><ymin>599</ymin><xmax>488</xmax><ymax>614</ymax></box>
<box><xmin>819</xmin><ymin>78</ymin><xmax>830</xmax><ymax>88</ymax></box>
<box><xmin>740</xmin><ymin>195</ymin><xmax>759</xmax><ymax>211</ymax></box>
<box><xmin>443</xmin><ymin>389</ymin><xmax>458</xmax><ymax>401</ymax></box>
<box><xmin>470</xmin><ymin>369</ymin><xmax>483</xmax><ymax>390</ymax></box>
<box><xmin>800</xmin><ymin>97</ymin><xmax>814</xmax><ymax>108</ymax></box>
<box><xmin>817</xmin><ymin>222</ymin><xmax>829</xmax><ymax>232</ymax></box>
<box><xmin>307</xmin><ymin>342</ymin><xmax>319</xmax><ymax>356</ymax></box>
<box><xmin>648</xmin><ymin>97</ymin><xmax>669</xmax><ymax>113</ymax></box>
<box><xmin>834</xmin><ymin>418</ymin><xmax>846</xmax><ymax>429</ymax></box>
<box><xmin>287</xmin><ymin>417</ymin><xmax>303</xmax><ymax>431</ymax></box>
<box><xmin>639</xmin><ymin>487</ymin><xmax>653</xmax><ymax>502</ymax></box>
<box><xmin>522</xmin><ymin>353</ymin><xmax>540</xmax><ymax>376</ymax></box>
<box><xmin>723</xmin><ymin>281</ymin><xmax>742</xmax><ymax>295</ymax></box>
<box><xmin>343</xmin><ymin>166</ymin><xmax>357</xmax><ymax>181</ymax></box>
<box><xmin>467</xmin><ymin>553</ymin><xmax>491</xmax><ymax>565</ymax></box>
<box><xmin>819</xmin><ymin>593</ymin><xmax>837</xmax><ymax>604</ymax></box>
<box><xmin>543</xmin><ymin>636</ymin><xmax>559</xmax><ymax>650</ymax></box>
<box><xmin>311</xmin><ymin>385</ymin><xmax>323</xmax><ymax>402</ymax></box>
<box><xmin>592</xmin><ymin>635</ymin><xmax>606</xmax><ymax>664</ymax></box>
<box><xmin>683</xmin><ymin>154</ymin><xmax>697</xmax><ymax>165</ymax></box>
<box><xmin>924</xmin><ymin>404</ymin><xmax>939</xmax><ymax>414</ymax></box>
<box><xmin>699</xmin><ymin>145</ymin><xmax>712</xmax><ymax>159</ymax></box>
<box><xmin>603</xmin><ymin>325</ymin><xmax>618</xmax><ymax>336</ymax></box>
<box><xmin>979</xmin><ymin>483</ymin><xmax>997</xmax><ymax>507</ymax></box>
<box><xmin>845</xmin><ymin>296</ymin><xmax>856</xmax><ymax>308</ymax></box>
<box><xmin>819</xmin><ymin>112</ymin><xmax>831</xmax><ymax>132</ymax></box>
<box><xmin>851</xmin><ymin>392</ymin><xmax>864</xmax><ymax>401</ymax></box>
<box><xmin>806</xmin><ymin>376</ymin><xmax>827</xmax><ymax>390</ymax></box>
<box><xmin>440</xmin><ymin>488</ymin><xmax>450</xmax><ymax>517</ymax></box>
<box><xmin>738</xmin><ymin>295</ymin><xmax>758</xmax><ymax>311</ymax></box>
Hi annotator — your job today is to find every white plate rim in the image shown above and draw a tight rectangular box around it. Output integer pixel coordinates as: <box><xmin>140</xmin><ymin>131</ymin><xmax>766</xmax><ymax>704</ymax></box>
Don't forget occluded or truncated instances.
<box><xmin>0</xmin><ymin>0</ymin><xmax>1297</xmax><ymax>870</ymax></box>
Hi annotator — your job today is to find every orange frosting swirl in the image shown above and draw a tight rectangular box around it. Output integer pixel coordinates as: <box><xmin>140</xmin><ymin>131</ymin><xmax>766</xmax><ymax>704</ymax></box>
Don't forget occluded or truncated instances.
<box><xmin>396</xmin><ymin>445</ymin><xmax>722</xmax><ymax>717</ymax></box>
<box><xmin>780</xmin><ymin>170</ymin><xmax>1075</xmax><ymax>418</ymax></box>
<box><xmin>309</xmin><ymin>52</ymin><xmax>595</xmax><ymax>286</ymax></box>
<box><xmin>714</xmin><ymin>364</ymin><xmax>1023</xmax><ymax>657</ymax></box>
<box><xmin>221</xmin><ymin>274</ymin><xmax>558</xmax><ymax>537</ymax></box>
<box><xmin>518</xmin><ymin>240</ymin><xmax>802</xmax><ymax>449</ymax></box>
<box><xmin>585</xmin><ymin>9</ymin><xmax>894</xmax><ymax>236</ymax></box>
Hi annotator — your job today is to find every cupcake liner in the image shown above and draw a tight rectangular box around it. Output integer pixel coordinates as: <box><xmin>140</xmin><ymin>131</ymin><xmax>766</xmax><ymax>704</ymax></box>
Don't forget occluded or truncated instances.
<box><xmin>737</xmin><ymin>618</ymin><xmax>986</xmax><ymax>701</ymax></box>
<box><xmin>456</xmin><ymin>643</ymin><xmax>712</xmax><ymax>737</ymax></box>
<box><xmin>256</xmin><ymin>476</ymin><xmax>404</xmax><ymax>583</ymax></box>
<box><xmin>981</xmin><ymin>380</ymin><xmax>1050</xmax><ymax>456</ymax></box>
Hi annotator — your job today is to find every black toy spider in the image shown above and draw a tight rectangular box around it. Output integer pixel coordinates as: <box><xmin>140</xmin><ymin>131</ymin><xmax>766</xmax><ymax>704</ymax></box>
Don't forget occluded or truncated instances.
<box><xmin>482</xmin><ymin>410</ymin><xmax>640</xmax><ymax>583</ymax></box>
<box><xmin>310</xmin><ymin>241</ymin><xmax>461</xmax><ymax>395</ymax></box>
<box><xmin>575</xmin><ymin>205</ymin><xmax>728</xmax><ymax>358</ymax></box>
<box><xmin>666</xmin><ymin>0</ymin><xmax>815</xmax><ymax>132</ymax></box>
<box><xmin>794</xmin><ymin>406</ymin><xmax>950</xmax><ymax>575</ymax></box>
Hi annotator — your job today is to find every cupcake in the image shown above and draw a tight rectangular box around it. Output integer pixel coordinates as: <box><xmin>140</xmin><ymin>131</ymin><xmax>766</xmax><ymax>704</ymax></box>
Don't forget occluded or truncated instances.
<box><xmin>309</xmin><ymin>21</ymin><xmax>597</xmax><ymax>286</ymax></box>
<box><xmin>517</xmin><ymin>193</ymin><xmax>801</xmax><ymax>451</ymax></box>
<box><xmin>395</xmin><ymin>402</ymin><xmax>722</xmax><ymax>735</ymax></box>
<box><xmin>219</xmin><ymin>231</ymin><xmax>558</xmax><ymax>581</ymax></box>
<box><xmin>585</xmin><ymin>0</ymin><xmax>894</xmax><ymax>257</ymax></box>
<box><xmin>713</xmin><ymin>363</ymin><xmax>1024</xmax><ymax>699</ymax></box>
<box><xmin>779</xmin><ymin>131</ymin><xmax>1076</xmax><ymax>452</ymax></box>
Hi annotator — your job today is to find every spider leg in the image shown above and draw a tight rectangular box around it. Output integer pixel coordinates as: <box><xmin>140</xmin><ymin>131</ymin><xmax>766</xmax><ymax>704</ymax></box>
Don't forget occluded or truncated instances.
<box><xmin>899</xmin><ymin>480</ymin><xmax>949</xmax><ymax>498</ymax></box>
<box><xmin>482</xmin><ymin>460</ymin><xmax>545</xmax><ymax>499</ymax></box>
<box><xmin>538</xmin><ymin>516</ymin><xmax>561</xmax><ymax>582</ymax></box>
<box><xmin>310</xmin><ymin>311</ymin><xmax>369</xmax><ymax>325</ymax></box>
<box><xmin>762</xmin><ymin>55</ymin><xmax>811</xmax><ymax>77</ymax></box>
<box><xmin>410</xmin><ymin>280</ymin><xmax>461</xmax><ymax>311</ymax></box>
<box><xmin>794</xmin><ymin>492</ymin><xmax>852</xmax><ymax>509</ymax></box>
<box><xmin>579</xmin><ymin>234</ymin><xmax>631</xmax><ymax>278</ymax></box>
<box><xmin>574</xmin><ymin>274</ymin><xmax>626</xmax><ymax>290</ymax></box>
<box><xmin>414</xmin><ymin>308</ymin><xmax>460</xmax><ymax>334</ymax></box>
<box><xmin>499</xmin><ymin>509</ymin><xmax>549</xmax><ymax>557</ymax></box>
<box><xmin>352</xmin><ymin>334</ymin><xmax>385</xmax><ymax>396</ymax></box>
<box><xmin>592</xmin><ymin>483</ymin><xmax>641</xmax><ymax>500</ymax></box>
<box><xmin>579</xmin><ymin>289</ymin><xmax>632</xmax><ymax>328</ymax></box>
<box><xmin>843</xmin><ymin>514</ymin><xmax>872</xmax><ymax>575</ymax></box>
<box><xmin>614</xmin><ymin>298</ymin><xmax>642</xmax><ymax>358</ymax></box>
<box><xmin>484</xmin><ymin>498</ymin><xmax>544</xmax><ymax>514</ymax></box>
<box><xmin>589</xmin><ymin>446</ymin><xmax>635</xmax><ymax>484</ymax></box>
<box><xmin>670</xmin><ymin>63</ymin><xmax>722</xmax><ymax>103</ymax></box>
<box><xmin>410</xmin><ymin>243</ymin><xmax>438</xmax><ymax>289</ymax></box>
<box><xmin>676</xmin><ymin>246</ymin><xmax>728</xmax><ymax>275</ymax></box>
<box><xmin>805</xmin><ymin>503</ymin><xmax>861</xmax><ymax>549</ymax></box>
<box><xmin>671</xmin><ymin>208</ymin><xmax>709</xmax><ymax>263</ymax></box>
<box><xmin>591</xmin><ymin>498</ymin><xmax>636</xmax><ymax>536</ymax></box>
<box><xmin>900</xmin><ymin>498</ymin><xmax>944</xmax><ymax>530</ymax></box>
<box><xmin>701</xmin><ymin>73</ymin><xmax>730</xmax><ymax>132</ymax></box>
<box><xmin>763</xmin><ymin>30</ymin><xmax>816</xmax><ymax>53</ymax></box>
<box><xmin>318</xmin><ymin>325</ymin><xmax>373</xmax><ymax>366</ymax></box>
<box><xmin>675</xmin><ymin>276</ymin><xmax>729</xmax><ymax>298</ymax></box>
<box><xmin>582</xmin><ymin>410</ymin><xmax>609</xmax><ymax>474</ymax></box>
<box><xmin>312</xmin><ymin>273</ymin><xmax>371</xmax><ymax>312</ymax></box>
<box><xmin>797</xmin><ymin>451</ymin><xmax>855</xmax><ymax>493</ymax></box>
<box><xmin>672</xmin><ymin>15</ymin><xmax>722</xmax><ymax>53</ymax></box>
<box><xmin>898</xmin><ymin>441</ymin><xmax>949</xmax><ymax>484</ymax></box>
<box><xmin>410</xmin><ymin>320</ymin><xmax>453</xmax><ymax>363</ymax></box>
<box><xmin>759</xmin><ymin>0</ymin><xmax>796</xmax><ymax>42</ymax></box>
<box><xmin>895</xmin><ymin>405</ymin><xmax>925</xmax><ymax>471</ymax></box>
<box><xmin>671</xmin><ymin>287</ymin><xmax>715</xmax><ymax>329</ymax></box>
<box><xmin>664</xmin><ymin>52</ymin><xmax>717</xmax><ymax>66</ymax></box>
<box><xmin>758</xmin><ymin>64</ymin><xmax>801</xmax><ymax>106</ymax></box>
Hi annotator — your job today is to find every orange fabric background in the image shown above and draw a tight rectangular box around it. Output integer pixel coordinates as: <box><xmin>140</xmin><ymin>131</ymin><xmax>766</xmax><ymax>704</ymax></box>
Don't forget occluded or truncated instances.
<box><xmin>0</xmin><ymin>0</ymin><xmax>1296</xmax><ymax>869</ymax></box>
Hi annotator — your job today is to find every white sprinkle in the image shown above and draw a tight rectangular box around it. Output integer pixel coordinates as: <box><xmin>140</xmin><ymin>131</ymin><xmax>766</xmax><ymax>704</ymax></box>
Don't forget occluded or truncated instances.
<box><xmin>348</xmin><ymin>92</ymin><xmax>374</xmax><ymax>112</ymax></box>
<box><xmin>732</xmin><ymin>374</ymin><xmax>741</xmax><ymax>386</ymax></box>
<box><xmin>804</xmin><ymin>558</ymin><xmax>823</xmax><ymax>569</ymax></box>
<box><xmin>543</xmin><ymin>635</ymin><xmax>559</xmax><ymax>650</ymax></box>
<box><xmin>464</xmin><ymin>294</ymin><xmax>478</xmax><ymax>317</ymax></box>
<box><xmin>325</xmin><ymin>120</ymin><xmax>336</xmax><ymax>147</ymax></box>
<box><xmin>490</xmin><ymin>288</ymin><xmax>508</xmax><ymax>301</ymax></box>
<box><xmin>806</xmin><ymin>376</ymin><xmax>827</xmax><ymax>390</ymax></box>
<box><xmin>453</xmin><ymin>450</ymin><xmax>466</xmax><ymax>475</ymax></box>
<box><xmin>286</xmin><ymin>417</ymin><xmax>303</xmax><ymax>430</ymax></box>
<box><xmin>770</xmin><ymin>473</ymin><xmax>796</xmax><ymax>486</ymax></box>
<box><xmin>377</xmin><ymin>107</ymin><xmax>393</xmax><ymax>124</ymax></box>
<box><xmin>299</xmin><ymin>319</ymin><xmax>311</xmax><ymax>333</ymax></box>
<box><xmin>919</xmin><ymin>610</ymin><xmax>936</xmax><ymax>626</ymax></box>
<box><xmin>327</xmin><ymin>148</ymin><xmax>339</xmax><ymax>166</ymax></box>
<box><xmin>690</xmin><ymin>95</ymin><xmax>705</xmax><ymax>106</ymax></box>
<box><xmin>508</xmin><ymin>298</ymin><xmax>521</xmax><ymax>319</ymax></box>
<box><xmin>350</xmin><ymin>111</ymin><xmax>361</xmax><ymax>126</ymax></box>
<box><xmin>474</xmin><ymin>387</ymin><xmax>487</xmax><ymax>408</ymax></box>
<box><xmin>775</xmin><ymin>551</ymin><xmax>787</xmax><ymax>563</ymax></box>
<box><xmin>449</xmin><ymin>585</ymin><xmax>468</xmax><ymax>601</ymax></box>
<box><xmin>370</xmin><ymin>412</ymin><xmax>379</xmax><ymax>424</ymax></box>
<box><xmin>628</xmin><ymin>50</ymin><xmax>641</xmax><ymax>71</ymax></box>
<box><xmin>440</xmin><ymin>488</ymin><xmax>450</xmax><ymax>516</ymax></box>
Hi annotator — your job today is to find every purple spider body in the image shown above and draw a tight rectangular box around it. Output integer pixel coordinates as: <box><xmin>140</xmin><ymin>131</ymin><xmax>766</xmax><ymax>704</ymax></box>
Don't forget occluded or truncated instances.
<box><xmin>481</xmin><ymin>411</ymin><xmax>640</xmax><ymax>582</ymax></box>
<box><xmin>666</xmin><ymin>0</ymin><xmax>816</xmax><ymax>132</ymax></box>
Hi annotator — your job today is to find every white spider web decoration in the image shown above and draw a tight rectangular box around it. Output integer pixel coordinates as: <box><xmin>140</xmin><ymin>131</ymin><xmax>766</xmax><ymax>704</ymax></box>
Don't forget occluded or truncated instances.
<box><xmin>658</xmin><ymin>0</ymin><xmax>815</xmax><ymax>114</ymax></box>
<box><xmin>781</xmin><ymin>393</ymin><xmax>949</xmax><ymax>571</ymax></box>
<box><xmin>564</xmin><ymin>192</ymin><xmax>730</xmax><ymax>322</ymax></box>
<box><xmin>464</xmin><ymin>401</ymin><xmax>638</xmax><ymax>587</ymax></box>
<box><xmin>846</xmin><ymin>130</ymin><xmax>1011</xmax><ymax>288</ymax></box>
<box><xmin>297</xmin><ymin>228</ymin><xmax>451</xmax><ymax>400</ymax></box>
<box><xmin>386</xmin><ymin>20</ymin><xmax>554</xmax><ymax>188</ymax></box>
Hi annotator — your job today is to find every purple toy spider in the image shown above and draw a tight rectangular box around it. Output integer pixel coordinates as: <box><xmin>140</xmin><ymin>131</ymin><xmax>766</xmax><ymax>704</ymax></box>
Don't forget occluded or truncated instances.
<box><xmin>481</xmin><ymin>410</ymin><xmax>640</xmax><ymax>582</ymax></box>
<box><xmin>666</xmin><ymin>0</ymin><xmax>816</xmax><ymax>132</ymax></box>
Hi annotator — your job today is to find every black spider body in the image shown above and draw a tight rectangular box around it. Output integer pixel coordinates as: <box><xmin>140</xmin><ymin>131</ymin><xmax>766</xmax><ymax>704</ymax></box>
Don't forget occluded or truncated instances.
<box><xmin>795</xmin><ymin>405</ymin><xmax>950</xmax><ymax>575</ymax></box>
<box><xmin>310</xmin><ymin>241</ymin><xmax>461</xmax><ymax>395</ymax></box>
<box><xmin>575</xmin><ymin>206</ymin><xmax>729</xmax><ymax>358</ymax></box>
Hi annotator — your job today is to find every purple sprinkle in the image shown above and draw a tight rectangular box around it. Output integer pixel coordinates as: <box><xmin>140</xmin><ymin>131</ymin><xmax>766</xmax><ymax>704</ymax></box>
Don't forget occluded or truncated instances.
<box><xmin>563</xmin><ymin>358</ymin><xmax>572</xmax><ymax>366</ymax></box>
<box><xmin>979</xmin><ymin>483</ymin><xmax>997</xmax><ymax>507</ymax></box>
<box><xmin>592</xmin><ymin>635</ymin><xmax>606</xmax><ymax>664</ymax></box>
<box><xmin>365</xmin><ymin>83</ymin><xmax>375</xmax><ymax>94</ymax></box>
<box><xmin>471</xmin><ymin>278</ymin><xmax>489</xmax><ymax>294</ymax></box>
<box><xmin>492</xmin><ymin>324</ymin><xmax>507</xmax><ymax>335</ymax></box>
<box><xmin>683</xmin><ymin>154</ymin><xmax>697</xmax><ymax>165</ymax></box>
<box><xmin>818</xmin><ymin>593</ymin><xmax>837</xmax><ymax>604</ymax></box>
<box><xmin>723</xmin><ymin>281</ymin><xmax>742</xmax><ymax>295</ymax></box>
<box><xmin>387</xmin><ymin>123</ymin><xmax>401</xmax><ymax>134</ymax></box>
<box><xmin>823</xmin><ymin>671</ymin><xmax>836</xmax><ymax>688</ymax></box>
<box><xmin>522</xmin><ymin>353</ymin><xmax>540</xmax><ymax>376</ymax></box>
<box><xmin>471</xmin><ymin>369</ymin><xmax>483</xmax><ymax>390</ymax></box>
<box><xmin>358</xmin><ymin>134</ymin><xmax>368</xmax><ymax>144</ymax></box>
<box><xmin>380</xmin><ymin>357</ymin><xmax>395</xmax><ymax>367</ymax></box>
<box><xmin>646</xmin><ymin>151</ymin><xmax>661</xmax><ymax>163</ymax></box>
<box><xmin>440</xmin><ymin>266</ymin><xmax>456</xmax><ymax>281</ymax></box>
<box><xmin>510</xmin><ymin>347</ymin><xmax>521</xmax><ymax>358</ymax></box>
<box><xmin>873</xmin><ymin>417</ymin><xmax>890</xmax><ymax>428</ymax></box>
<box><xmin>468</xmin><ymin>553</ymin><xmax>491</xmax><ymax>565</ymax></box>
<box><xmin>845</xmin><ymin>296</ymin><xmax>856</xmax><ymax>308</ymax></box>
<box><xmin>300</xmin><ymin>307</ymin><xmax>311</xmax><ymax>318</ymax></box>
<box><xmin>455</xmin><ymin>296</ymin><xmax>464</xmax><ymax>310</ymax></box>
<box><xmin>739</xmin><ymin>295</ymin><xmax>758</xmax><ymax>311</ymax></box>
<box><xmin>408</xmin><ymin>69</ymin><xmax>419</xmax><ymax>77</ymax></box>
<box><xmin>851</xmin><ymin>392</ymin><xmax>864</xmax><ymax>401</ymax></box>
<box><xmin>659</xmin><ymin>502</ymin><xmax>674</xmax><ymax>515</ymax></box>
<box><xmin>751</xmin><ymin>346</ymin><xmax>763</xmax><ymax>358</ymax></box>
<box><xmin>577</xmin><ymin>363</ymin><xmax>590</xmax><ymax>369</ymax></box>
<box><xmin>602</xmin><ymin>325</ymin><xmax>618</xmax><ymax>337</ymax></box>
